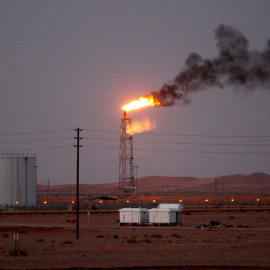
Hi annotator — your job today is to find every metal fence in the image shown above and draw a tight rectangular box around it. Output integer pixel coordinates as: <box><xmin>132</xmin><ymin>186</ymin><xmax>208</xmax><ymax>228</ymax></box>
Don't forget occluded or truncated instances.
<box><xmin>3</xmin><ymin>201</ymin><xmax>267</xmax><ymax>212</ymax></box>
<box><xmin>86</xmin><ymin>200</ymin><xmax>269</xmax><ymax>210</ymax></box>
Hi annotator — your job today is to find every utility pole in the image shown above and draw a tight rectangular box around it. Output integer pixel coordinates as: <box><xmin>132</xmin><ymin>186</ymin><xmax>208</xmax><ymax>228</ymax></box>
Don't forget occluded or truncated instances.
<box><xmin>25</xmin><ymin>157</ymin><xmax>28</xmax><ymax>206</ymax></box>
<box><xmin>47</xmin><ymin>178</ymin><xmax>50</xmax><ymax>198</ymax></box>
<box><xmin>74</xmin><ymin>128</ymin><xmax>83</xmax><ymax>239</ymax></box>
<box><xmin>133</xmin><ymin>165</ymin><xmax>138</xmax><ymax>197</ymax></box>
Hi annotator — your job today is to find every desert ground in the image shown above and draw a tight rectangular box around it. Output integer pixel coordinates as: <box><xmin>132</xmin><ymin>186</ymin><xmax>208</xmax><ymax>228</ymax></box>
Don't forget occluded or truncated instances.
<box><xmin>1</xmin><ymin>173</ymin><xmax>269</xmax><ymax>269</ymax></box>
<box><xmin>0</xmin><ymin>209</ymin><xmax>270</xmax><ymax>270</ymax></box>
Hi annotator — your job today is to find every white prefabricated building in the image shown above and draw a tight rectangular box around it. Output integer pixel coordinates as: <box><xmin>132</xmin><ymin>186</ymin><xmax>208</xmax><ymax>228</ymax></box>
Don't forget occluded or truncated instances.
<box><xmin>0</xmin><ymin>153</ymin><xmax>37</xmax><ymax>206</ymax></box>
<box><xmin>119</xmin><ymin>208</ymin><xmax>149</xmax><ymax>224</ymax></box>
<box><xmin>149</xmin><ymin>203</ymin><xmax>183</xmax><ymax>225</ymax></box>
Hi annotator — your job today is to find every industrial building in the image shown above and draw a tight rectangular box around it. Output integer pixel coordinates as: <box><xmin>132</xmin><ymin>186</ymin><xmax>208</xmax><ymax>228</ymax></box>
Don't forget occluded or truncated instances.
<box><xmin>0</xmin><ymin>153</ymin><xmax>37</xmax><ymax>207</ymax></box>
<box><xmin>119</xmin><ymin>207</ymin><xmax>149</xmax><ymax>225</ymax></box>
<box><xmin>119</xmin><ymin>204</ymin><xmax>183</xmax><ymax>226</ymax></box>
<box><xmin>149</xmin><ymin>203</ymin><xmax>183</xmax><ymax>225</ymax></box>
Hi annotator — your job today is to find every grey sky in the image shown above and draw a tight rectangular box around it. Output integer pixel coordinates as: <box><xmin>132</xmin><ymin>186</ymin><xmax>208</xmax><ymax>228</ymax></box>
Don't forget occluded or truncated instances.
<box><xmin>1</xmin><ymin>0</ymin><xmax>269</xmax><ymax>185</ymax></box>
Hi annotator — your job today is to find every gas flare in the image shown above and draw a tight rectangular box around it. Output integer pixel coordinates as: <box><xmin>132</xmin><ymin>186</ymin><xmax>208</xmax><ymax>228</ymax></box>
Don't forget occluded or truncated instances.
<box><xmin>127</xmin><ymin>118</ymin><xmax>156</xmax><ymax>135</ymax></box>
<box><xmin>122</xmin><ymin>95</ymin><xmax>162</xmax><ymax>112</ymax></box>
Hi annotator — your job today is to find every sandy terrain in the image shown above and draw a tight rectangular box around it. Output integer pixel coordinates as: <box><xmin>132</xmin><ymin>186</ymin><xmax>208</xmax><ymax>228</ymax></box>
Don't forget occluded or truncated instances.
<box><xmin>0</xmin><ymin>210</ymin><xmax>270</xmax><ymax>269</ymax></box>
<box><xmin>38</xmin><ymin>172</ymin><xmax>270</xmax><ymax>195</ymax></box>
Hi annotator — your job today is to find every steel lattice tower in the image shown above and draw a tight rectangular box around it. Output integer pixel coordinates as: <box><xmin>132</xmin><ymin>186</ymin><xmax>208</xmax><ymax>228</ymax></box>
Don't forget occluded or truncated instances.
<box><xmin>119</xmin><ymin>110</ymin><xmax>135</xmax><ymax>196</ymax></box>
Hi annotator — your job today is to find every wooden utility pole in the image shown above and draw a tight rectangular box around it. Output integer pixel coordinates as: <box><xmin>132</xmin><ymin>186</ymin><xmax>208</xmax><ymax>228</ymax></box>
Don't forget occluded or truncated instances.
<box><xmin>74</xmin><ymin>128</ymin><xmax>83</xmax><ymax>239</ymax></box>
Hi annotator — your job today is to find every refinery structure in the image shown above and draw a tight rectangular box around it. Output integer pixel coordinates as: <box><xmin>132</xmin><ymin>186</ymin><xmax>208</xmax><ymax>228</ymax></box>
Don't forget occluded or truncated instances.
<box><xmin>0</xmin><ymin>153</ymin><xmax>37</xmax><ymax>207</ymax></box>
<box><xmin>119</xmin><ymin>96</ymin><xmax>161</xmax><ymax>197</ymax></box>
<box><xmin>119</xmin><ymin>110</ymin><xmax>136</xmax><ymax>197</ymax></box>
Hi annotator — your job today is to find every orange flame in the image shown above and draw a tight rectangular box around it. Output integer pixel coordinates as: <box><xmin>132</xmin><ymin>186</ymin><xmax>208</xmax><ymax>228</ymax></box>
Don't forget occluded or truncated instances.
<box><xmin>127</xmin><ymin>118</ymin><xmax>156</xmax><ymax>135</ymax></box>
<box><xmin>122</xmin><ymin>95</ymin><xmax>161</xmax><ymax>112</ymax></box>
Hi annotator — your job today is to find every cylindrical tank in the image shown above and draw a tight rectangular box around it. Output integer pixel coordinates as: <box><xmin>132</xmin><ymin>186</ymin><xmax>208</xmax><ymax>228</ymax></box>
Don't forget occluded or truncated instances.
<box><xmin>0</xmin><ymin>153</ymin><xmax>37</xmax><ymax>206</ymax></box>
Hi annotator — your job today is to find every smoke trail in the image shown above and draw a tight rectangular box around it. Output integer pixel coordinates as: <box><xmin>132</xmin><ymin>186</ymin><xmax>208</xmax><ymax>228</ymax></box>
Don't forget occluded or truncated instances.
<box><xmin>152</xmin><ymin>24</ymin><xmax>270</xmax><ymax>106</ymax></box>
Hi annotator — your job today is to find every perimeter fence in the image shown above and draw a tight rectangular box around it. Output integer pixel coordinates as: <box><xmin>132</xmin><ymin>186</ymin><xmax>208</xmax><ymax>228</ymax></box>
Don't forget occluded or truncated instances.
<box><xmin>1</xmin><ymin>199</ymin><xmax>269</xmax><ymax>212</ymax></box>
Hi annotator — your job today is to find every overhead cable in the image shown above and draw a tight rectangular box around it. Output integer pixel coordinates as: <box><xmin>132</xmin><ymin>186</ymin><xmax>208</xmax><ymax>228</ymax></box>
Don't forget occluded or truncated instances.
<box><xmin>0</xmin><ymin>129</ymin><xmax>73</xmax><ymax>137</ymax></box>
<box><xmin>83</xmin><ymin>145</ymin><xmax>270</xmax><ymax>155</ymax></box>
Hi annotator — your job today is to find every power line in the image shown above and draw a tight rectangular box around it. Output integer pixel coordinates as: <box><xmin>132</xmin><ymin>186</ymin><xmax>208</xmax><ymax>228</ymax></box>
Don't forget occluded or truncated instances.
<box><xmin>84</xmin><ymin>145</ymin><xmax>118</xmax><ymax>150</ymax></box>
<box><xmin>137</xmin><ymin>140</ymin><xmax>270</xmax><ymax>147</ymax></box>
<box><xmin>135</xmin><ymin>132</ymin><xmax>270</xmax><ymax>138</ymax></box>
<box><xmin>83</xmin><ymin>128</ymin><xmax>270</xmax><ymax>138</ymax></box>
<box><xmin>3</xmin><ymin>142</ymin><xmax>268</xmax><ymax>154</ymax></box>
<box><xmin>134</xmin><ymin>148</ymin><xmax>270</xmax><ymax>155</ymax></box>
<box><xmin>83</xmin><ymin>137</ymin><xmax>270</xmax><ymax>147</ymax></box>
<box><xmin>83</xmin><ymin>137</ymin><xmax>119</xmax><ymax>142</ymax></box>
<box><xmin>1</xmin><ymin>128</ymin><xmax>269</xmax><ymax>139</ymax></box>
<box><xmin>0</xmin><ymin>128</ymin><xmax>269</xmax><ymax>154</ymax></box>
<box><xmin>84</xmin><ymin>129</ymin><xmax>119</xmax><ymax>134</ymax></box>
<box><xmin>1</xmin><ymin>135</ymin><xmax>268</xmax><ymax>147</ymax></box>
<box><xmin>83</xmin><ymin>145</ymin><xmax>270</xmax><ymax>155</ymax></box>
<box><xmin>0</xmin><ymin>145</ymin><xmax>72</xmax><ymax>152</ymax></box>
<box><xmin>0</xmin><ymin>129</ymin><xmax>73</xmax><ymax>137</ymax></box>
<box><xmin>0</xmin><ymin>137</ymin><xmax>72</xmax><ymax>145</ymax></box>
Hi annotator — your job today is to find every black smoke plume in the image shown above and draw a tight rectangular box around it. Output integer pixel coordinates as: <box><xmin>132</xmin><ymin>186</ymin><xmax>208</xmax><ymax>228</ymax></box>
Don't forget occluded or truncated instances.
<box><xmin>152</xmin><ymin>24</ymin><xmax>270</xmax><ymax>106</ymax></box>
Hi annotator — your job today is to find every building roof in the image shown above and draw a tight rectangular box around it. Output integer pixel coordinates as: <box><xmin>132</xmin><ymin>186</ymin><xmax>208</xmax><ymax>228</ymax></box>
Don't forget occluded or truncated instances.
<box><xmin>119</xmin><ymin>208</ymin><xmax>148</xmax><ymax>212</ymax></box>
<box><xmin>158</xmin><ymin>203</ymin><xmax>183</xmax><ymax>211</ymax></box>
<box><xmin>81</xmin><ymin>195</ymin><xmax>117</xmax><ymax>201</ymax></box>
<box><xmin>148</xmin><ymin>207</ymin><xmax>182</xmax><ymax>212</ymax></box>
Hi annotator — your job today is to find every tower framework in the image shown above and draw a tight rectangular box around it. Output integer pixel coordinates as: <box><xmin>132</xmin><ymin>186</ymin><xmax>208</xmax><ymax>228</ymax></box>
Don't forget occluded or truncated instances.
<box><xmin>119</xmin><ymin>111</ymin><xmax>135</xmax><ymax>196</ymax></box>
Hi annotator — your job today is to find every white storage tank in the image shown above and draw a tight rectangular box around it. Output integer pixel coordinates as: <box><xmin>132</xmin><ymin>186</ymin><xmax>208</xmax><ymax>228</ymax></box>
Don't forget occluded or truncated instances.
<box><xmin>119</xmin><ymin>207</ymin><xmax>149</xmax><ymax>225</ymax></box>
<box><xmin>0</xmin><ymin>153</ymin><xmax>37</xmax><ymax>206</ymax></box>
<box><xmin>149</xmin><ymin>203</ymin><xmax>183</xmax><ymax>225</ymax></box>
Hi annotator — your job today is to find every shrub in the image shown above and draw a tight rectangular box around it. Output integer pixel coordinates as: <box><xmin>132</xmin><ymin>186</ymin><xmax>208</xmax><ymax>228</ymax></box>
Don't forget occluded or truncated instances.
<box><xmin>113</xmin><ymin>235</ymin><xmax>118</xmax><ymax>239</ymax></box>
<box><xmin>171</xmin><ymin>233</ymin><xmax>181</xmax><ymax>238</ymax></box>
<box><xmin>151</xmin><ymin>233</ymin><xmax>162</xmax><ymax>238</ymax></box>
<box><xmin>66</xmin><ymin>219</ymin><xmax>76</xmax><ymax>223</ymax></box>
<box><xmin>3</xmin><ymin>233</ymin><xmax>8</xmax><ymax>238</ymax></box>
<box><xmin>36</xmin><ymin>238</ymin><xmax>44</xmax><ymax>243</ymax></box>
<box><xmin>8</xmin><ymin>246</ymin><xmax>28</xmax><ymax>257</ymax></box>
<box><xmin>126</xmin><ymin>237</ymin><xmax>137</xmax><ymax>243</ymax></box>
<box><xmin>61</xmin><ymin>240</ymin><xmax>73</xmax><ymax>245</ymax></box>
<box><xmin>96</xmin><ymin>235</ymin><xmax>104</xmax><ymax>238</ymax></box>
<box><xmin>140</xmin><ymin>239</ymin><xmax>151</xmax><ymax>243</ymax></box>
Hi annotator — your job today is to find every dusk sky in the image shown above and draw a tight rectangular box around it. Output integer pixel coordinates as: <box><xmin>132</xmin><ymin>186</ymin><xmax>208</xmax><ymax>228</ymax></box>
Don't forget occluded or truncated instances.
<box><xmin>1</xmin><ymin>0</ymin><xmax>269</xmax><ymax>185</ymax></box>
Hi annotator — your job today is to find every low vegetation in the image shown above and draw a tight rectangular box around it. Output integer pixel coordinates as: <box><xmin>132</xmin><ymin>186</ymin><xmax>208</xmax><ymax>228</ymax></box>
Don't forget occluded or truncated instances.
<box><xmin>140</xmin><ymin>239</ymin><xmax>151</xmax><ymax>243</ymax></box>
<box><xmin>65</xmin><ymin>219</ymin><xmax>76</xmax><ymax>223</ymax></box>
<box><xmin>8</xmin><ymin>246</ymin><xmax>28</xmax><ymax>257</ymax></box>
<box><xmin>61</xmin><ymin>240</ymin><xmax>73</xmax><ymax>245</ymax></box>
<box><xmin>36</xmin><ymin>238</ymin><xmax>44</xmax><ymax>242</ymax></box>
<box><xmin>151</xmin><ymin>233</ymin><xmax>162</xmax><ymax>238</ymax></box>
<box><xmin>126</xmin><ymin>237</ymin><xmax>137</xmax><ymax>243</ymax></box>
<box><xmin>170</xmin><ymin>233</ymin><xmax>181</xmax><ymax>238</ymax></box>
